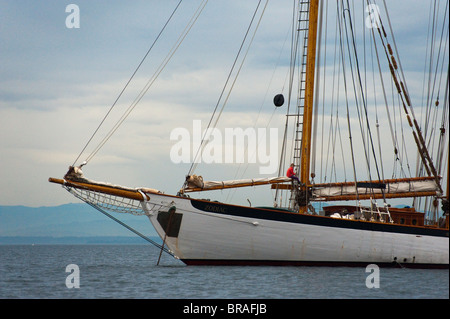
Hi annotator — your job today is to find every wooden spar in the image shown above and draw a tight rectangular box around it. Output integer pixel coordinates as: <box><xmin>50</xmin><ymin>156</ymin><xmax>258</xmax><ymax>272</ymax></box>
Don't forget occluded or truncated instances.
<box><xmin>312</xmin><ymin>176</ymin><xmax>438</xmax><ymax>188</ymax></box>
<box><xmin>272</xmin><ymin>176</ymin><xmax>438</xmax><ymax>188</ymax></box>
<box><xmin>299</xmin><ymin>0</ymin><xmax>319</xmax><ymax>213</ymax></box>
<box><xmin>271</xmin><ymin>176</ymin><xmax>441</xmax><ymax>201</ymax></box>
<box><xmin>312</xmin><ymin>191</ymin><xmax>438</xmax><ymax>202</ymax></box>
<box><xmin>181</xmin><ymin>177</ymin><xmax>291</xmax><ymax>193</ymax></box>
<box><xmin>48</xmin><ymin>177</ymin><xmax>150</xmax><ymax>201</ymax></box>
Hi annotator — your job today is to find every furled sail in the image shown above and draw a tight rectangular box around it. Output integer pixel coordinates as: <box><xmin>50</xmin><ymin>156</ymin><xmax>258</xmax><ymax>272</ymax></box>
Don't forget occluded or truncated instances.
<box><xmin>311</xmin><ymin>176</ymin><xmax>441</xmax><ymax>201</ymax></box>
<box><xmin>182</xmin><ymin>176</ymin><xmax>292</xmax><ymax>193</ymax></box>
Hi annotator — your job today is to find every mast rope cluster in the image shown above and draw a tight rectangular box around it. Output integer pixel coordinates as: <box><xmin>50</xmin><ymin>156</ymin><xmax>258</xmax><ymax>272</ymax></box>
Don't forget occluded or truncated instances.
<box><xmin>375</xmin><ymin>0</ymin><xmax>444</xmax><ymax>198</ymax></box>
<box><xmin>270</xmin><ymin>0</ymin><xmax>448</xmax><ymax>219</ymax></box>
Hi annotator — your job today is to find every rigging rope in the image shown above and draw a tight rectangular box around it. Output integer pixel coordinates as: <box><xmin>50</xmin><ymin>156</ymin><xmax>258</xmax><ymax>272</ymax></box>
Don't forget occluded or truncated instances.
<box><xmin>72</xmin><ymin>0</ymin><xmax>184</xmax><ymax>167</ymax></box>
<box><xmin>186</xmin><ymin>0</ymin><xmax>268</xmax><ymax>180</ymax></box>
<box><xmin>85</xmin><ymin>0</ymin><xmax>208</xmax><ymax>164</ymax></box>
<box><xmin>342</xmin><ymin>0</ymin><xmax>385</xmax><ymax>201</ymax></box>
<box><xmin>366</xmin><ymin>6</ymin><xmax>406</xmax><ymax>178</ymax></box>
<box><xmin>379</xmin><ymin>0</ymin><xmax>443</xmax><ymax>194</ymax></box>
<box><xmin>337</xmin><ymin>1</ymin><xmax>360</xmax><ymax>202</ymax></box>
<box><xmin>423</xmin><ymin>1</ymin><xmax>448</xmax><ymax>155</ymax></box>
<box><xmin>68</xmin><ymin>189</ymin><xmax>174</xmax><ymax>257</ymax></box>
<box><xmin>274</xmin><ymin>0</ymin><xmax>302</xmax><ymax>204</ymax></box>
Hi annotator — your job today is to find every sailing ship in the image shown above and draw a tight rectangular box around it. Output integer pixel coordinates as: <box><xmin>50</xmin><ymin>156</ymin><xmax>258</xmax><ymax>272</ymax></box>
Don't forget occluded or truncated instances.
<box><xmin>49</xmin><ymin>0</ymin><xmax>449</xmax><ymax>268</ymax></box>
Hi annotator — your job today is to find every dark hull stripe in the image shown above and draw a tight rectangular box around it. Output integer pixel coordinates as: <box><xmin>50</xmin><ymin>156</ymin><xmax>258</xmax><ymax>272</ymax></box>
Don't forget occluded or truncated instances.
<box><xmin>182</xmin><ymin>259</ymin><xmax>449</xmax><ymax>269</ymax></box>
<box><xmin>190</xmin><ymin>199</ymin><xmax>449</xmax><ymax>238</ymax></box>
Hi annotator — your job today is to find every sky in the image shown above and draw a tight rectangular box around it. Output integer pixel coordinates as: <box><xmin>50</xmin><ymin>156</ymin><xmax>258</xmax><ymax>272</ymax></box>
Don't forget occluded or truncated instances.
<box><xmin>0</xmin><ymin>0</ymin><xmax>448</xmax><ymax>207</ymax></box>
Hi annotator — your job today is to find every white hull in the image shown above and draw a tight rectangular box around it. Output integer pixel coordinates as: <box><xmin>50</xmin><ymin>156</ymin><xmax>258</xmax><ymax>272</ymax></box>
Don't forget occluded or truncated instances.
<box><xmin>142</xmin><ymin>193</ymin><xmax>449</xmax><ymax>268</ymax></box>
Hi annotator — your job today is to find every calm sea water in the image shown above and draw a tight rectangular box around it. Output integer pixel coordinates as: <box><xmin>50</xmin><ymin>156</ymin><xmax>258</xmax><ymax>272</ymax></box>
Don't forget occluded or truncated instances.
<box><xmin>0</xmin><ymin>245</ymin><xmax>448</xmax><ymax>299</ymax></box>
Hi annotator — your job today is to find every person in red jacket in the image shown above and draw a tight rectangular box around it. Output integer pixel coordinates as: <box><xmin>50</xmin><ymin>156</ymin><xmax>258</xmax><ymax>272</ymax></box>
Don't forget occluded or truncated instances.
<box><xmin>286</xmin><ymin>163</ymin><xmax>300</xmax><ymax>183</ymax></box>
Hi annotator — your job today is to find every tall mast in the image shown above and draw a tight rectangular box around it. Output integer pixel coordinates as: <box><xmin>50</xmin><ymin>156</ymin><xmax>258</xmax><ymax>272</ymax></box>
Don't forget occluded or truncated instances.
<box><xmin>299</xmin><ymin>0</ymin><xmax>319</xmax><ymax>213</ymax></box>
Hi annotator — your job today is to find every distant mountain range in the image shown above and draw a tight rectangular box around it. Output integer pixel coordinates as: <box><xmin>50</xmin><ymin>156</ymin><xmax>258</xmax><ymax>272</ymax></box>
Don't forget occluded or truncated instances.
<box><xmin>1</xmin><ymin>202</ymin><xmax>414</xmax><ymax>245</ymax></box>
<box><xmin>0</xmin><ymin>203</ymin><xmax>157</xmax><ymax>244</ymax></box>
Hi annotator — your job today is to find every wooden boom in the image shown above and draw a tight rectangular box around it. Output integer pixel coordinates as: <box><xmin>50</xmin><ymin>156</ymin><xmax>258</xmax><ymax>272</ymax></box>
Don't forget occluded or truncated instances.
<box><xmin>48</xmin><ymin>177</ymin><xmax>151</xmax><ymax>201</ymax></box>
<box><xmin>271</xmin><ymin>176</ymin><xmax>441</xmax><ymax>201</ymax></box>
